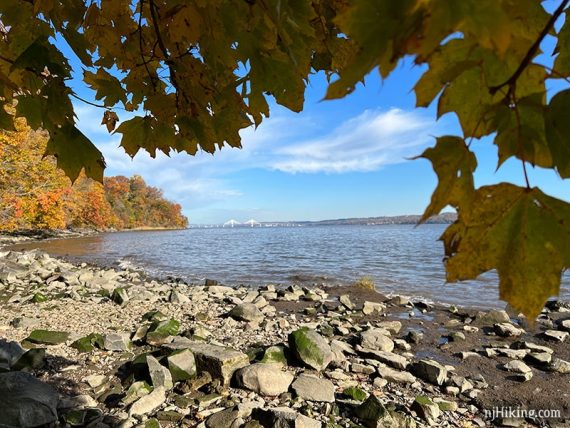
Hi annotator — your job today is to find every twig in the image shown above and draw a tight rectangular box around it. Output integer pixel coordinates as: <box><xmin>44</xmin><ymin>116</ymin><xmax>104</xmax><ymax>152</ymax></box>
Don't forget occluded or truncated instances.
<box><xmin>138</xmin><ymin>0</ymin><xmax>157</xmax><ymax>91</ymax></box>
<box><xmin>489</xmin><ymin>0</ymin><xmax>570</xmax><ymax>95</ymax></box>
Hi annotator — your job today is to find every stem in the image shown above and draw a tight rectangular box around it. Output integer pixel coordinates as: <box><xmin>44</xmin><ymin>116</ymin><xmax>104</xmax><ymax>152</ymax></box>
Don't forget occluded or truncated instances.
<box><xmin>489</xmin><ymin>0</ymin><xmax>570</xmax><ymax>95</ymax></box>
<box><xmin>522</xmin><ymin>160</ymin><xmax>531</xmax><ymax>189</ymax></box>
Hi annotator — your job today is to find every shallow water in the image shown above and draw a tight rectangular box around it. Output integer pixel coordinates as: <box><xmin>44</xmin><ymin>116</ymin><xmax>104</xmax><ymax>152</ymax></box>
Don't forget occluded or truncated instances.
<box><xmin>11</xmin><ymin>224</ymin><xmax>570</xmax><ymax>309</ymax></box>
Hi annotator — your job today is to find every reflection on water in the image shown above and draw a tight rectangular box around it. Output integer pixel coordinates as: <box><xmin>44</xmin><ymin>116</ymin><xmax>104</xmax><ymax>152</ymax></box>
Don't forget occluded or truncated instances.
<box><xmin>10</xmin><ymin>224</ymin><xmax>570</xmax><ymax>309</ymax></box>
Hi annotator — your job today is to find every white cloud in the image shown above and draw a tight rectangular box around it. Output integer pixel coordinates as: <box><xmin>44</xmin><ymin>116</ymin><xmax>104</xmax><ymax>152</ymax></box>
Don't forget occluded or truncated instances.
<box><xmin>271</xmin><ymin>109</ymin><xmax>434</xmax><ymax>173</ymax></box>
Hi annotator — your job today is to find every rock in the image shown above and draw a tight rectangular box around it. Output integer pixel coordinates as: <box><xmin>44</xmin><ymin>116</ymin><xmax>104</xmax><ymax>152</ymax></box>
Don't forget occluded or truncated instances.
<box><xmin>58</xmin><ymin>394</ymin><xmax>98</xmax><ymax>410</ymax></box>
<box><xmin>494</xmin><ymin>323</ymin><xmax>524</xmax><ymax>337</ymax></box>
<box><xmin>71</xmin><ymin>333</ymin><xmax>105</xmax><ymax>353</ymax></box>
<box><xmin>111</xmin><ymin>287</ymin><xmax>129</xmax><ymax>304</ymax></box>
<box><xmin>235</xmin><ymin>363</ymin><xmax>294</xmax><ymax>396</ymax></box>
<box><xmin>524</xmin><ymin>352</ymin><xmax>552</xmax><ymax>366</ymax></box>
<box><xmin>339</xmin><ymin>294</ymin><xmax>354</xmax><ymax>310</ymax></box>
<box><xmin>25</xmin><ymin>329</ymin><xmax>70</xmax><ymax>345</ymax></box>
<box><xmin>185</xmin><ymin>342</ymin><xmax>249</xmax><ymax>385</ymax></box>
<box><xmin>503</xmin><ymin>360</ymin><xmax>531</xmax><ymax>374</ymax></box>
<box><xmin>103</xmin><ymin>332</ymin><xmax>132</xmax><ymax>351</ymax></box>
<box><xmin>83</xmin><ymin>374</ymin><xmax>106</xmax><ymax>389</ymax></box>
<box><xmin>251</xmin><ymin>407</ymin><xmax>320</xmax><ymax>428</ymax></box>
<box><xmin>291</xmin><ymin>373</ymin><xmax>335</xmax><ymax>402</ymax></box>
<box><xmin>475</xmin><ymin>310</ymin><xmax>510</xmax><ymax>326</ymax></box>
<box><xmin>147</xmin><ymin>355</ymin><xmax>174</xmax><ymax>390</ymax></box>
<box><xmin>412</xmin><ymin>360</ymin><xmax>448</xmax><ymax>386</ymax></box>
<box><xmin>448</xmin><ymin>331</ymin><xmax>465</xmax><ymax>342</ymax></box>
<box><xmin>129</xmin><ymin>386</ymin><xmax>166</xmax><ymax>416</ymax></box>
<box><xmin>547</xmin><ymin>358</ymin><xmax>570</xmax><ymax>374</ymax></box>
<box><xmin>229</xmin><ymin>303</ymin><xmax>265</xmax><ymax>323</ymax></box>
<box><xmin>167</xmin><ymin>349</ymin><xmax>196</xmax><ymax>381</ymax></box>
<box><xmin>0</xmin><ymin>339</ymin><xmax>25</xmax><ymax>370</ymax></box>
<box><xmin>361</xmin><ymin>329</ymin><xmax>395</xmax><ymax>352</ymax></box>
<box><xmin>0</xmin><ymin>371</ymin><xmax>59</xmax><ymax>427</ymax></box>
<box><xmin>11</xmin><ymin>348</ymin><xmax>46</xmax><ymax>371</ymax></box>
<box><xmin>433</xmin><ymin>398</ymin><xmax>458</xmax><ymax>412</ymax></box>
<box><xmin>288</xmin><ymin>328</ymin><xmax>332</xmax><ymax>371</ymax></box>
<box><xmin>146</xmin><ymin>319</ymin><xmax>180</xmax><ymax>345</ymax></box>
<box><xmin>357</xmin><ymin>348</ymin><xmax>409</xmax><ymax>370</ymax></box>
<box><xmin>377</xmin><ymin>365</ymin><xmax>416</xmax><ymax>384</ymax></box>
<box><xmin>169</xmin><ymin>290</ymin><xmax>190</xmax><ymax>304</ymax></box>
<box><xmin>542</xmin><ymin>329</ymin><xmax>569</xmax><ymax>342</ymax></box>
<box><xmin>377</xmin><ymin>321</ymin><xmax>402</xmax><ymax>335</ymax></box>
<box><xmin>123</xmin><ymin>381</ymin><xmax>153</xmax><ymax>405</ymax></box>
<box><xmin>343</xmin><ymin>386</ymin><xmax>368</xmax><ymax>401</ymax></box>
<box><xmin>363</xmin><ymin>301</ymin><xmax>385</xmax><ymax>315</ymax></box>
<box><xmin>411</xmin><ymin>395</ymin><xmax>440</xmax><ymax>422</ymax></box>
<box><xmin>354</xmin><ymin>395</ymin><xmax>397</xmax><ymax>428</ymax></box>
<box><xmin>406</xmin><ymin>330</ymin><xmax>423</xmax><ymax>344</ymax></box>
<box><xmin>206</xmin><ymin>407</ymin><xmax>240</xmax><ymax>428</ymax></box>
<box><xmin>260</xmin><ymin>345</ymin><xmax>287</xmax><ymax>366</ymax></box>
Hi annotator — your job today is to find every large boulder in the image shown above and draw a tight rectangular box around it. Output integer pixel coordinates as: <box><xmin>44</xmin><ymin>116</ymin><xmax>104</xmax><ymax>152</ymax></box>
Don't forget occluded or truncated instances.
<box><xmin>288</xmin><ymin>328</ymin><xmax>332</xmax><ymax>371</ymax></box>
<box><xmin>0</xmin><ymin>372</ymin><xmax>59</xmax><ymax>427</ymax></box>
<box><xmin>0</xmin><ymin>339</ymin><xmax>25</xmax><ymax>370</ymax></box>
<box><xmin>235</xmin><ymin>363</ymin><xmax>294</xmax><ymax>396</ymax></box>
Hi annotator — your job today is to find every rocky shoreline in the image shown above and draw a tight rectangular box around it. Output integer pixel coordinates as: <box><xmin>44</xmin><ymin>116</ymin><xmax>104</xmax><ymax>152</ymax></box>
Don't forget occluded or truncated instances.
<box><xmin>0</xmin><ymin>246</ymin><xmax>569</xmax><ymax>428</ymax></box>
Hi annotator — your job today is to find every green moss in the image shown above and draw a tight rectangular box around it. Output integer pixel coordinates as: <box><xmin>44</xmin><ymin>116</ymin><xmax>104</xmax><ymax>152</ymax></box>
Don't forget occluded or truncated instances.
<box><xmin>26</xmin><ymin>329</ymin><xmax>70</xmax><ymax>345</ymax></box>
<box><xmin>343</xmin><ymin>386</ymin><xmax>367</xmax><ymax>401</ymax></box>
<box><xmin>32</xmin><ymin>292</ymin><xmax>48</xmax><ymax>303</ymax></box>
<box><xmin>289</xmin><ymin>327</ymin><xmax>324</xmax><ymax>367</ymax></box>
<box><xmin>71</xmin><ymin>333</ymin><xmax>105</xmax><ymax>352</ymax></box>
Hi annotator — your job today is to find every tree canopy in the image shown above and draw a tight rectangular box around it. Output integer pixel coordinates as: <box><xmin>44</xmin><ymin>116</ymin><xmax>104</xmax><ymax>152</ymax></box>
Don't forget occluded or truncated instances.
<box><xmin>1</xmin><ymin>0</ymin><xmax>570</xmax><ymax>318</ymax></box>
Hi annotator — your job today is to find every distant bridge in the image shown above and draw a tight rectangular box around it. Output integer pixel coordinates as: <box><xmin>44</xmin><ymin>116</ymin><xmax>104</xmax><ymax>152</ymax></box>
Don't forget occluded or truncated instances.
<box><xmin>223</xmin><ymin>219</ymin><xmax>262</xmax><ymax>227</ymax></box>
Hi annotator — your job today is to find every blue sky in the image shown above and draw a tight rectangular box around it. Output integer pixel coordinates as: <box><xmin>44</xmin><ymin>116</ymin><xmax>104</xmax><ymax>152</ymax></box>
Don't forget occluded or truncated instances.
<box><xmin>66</xmin><ymin>19</ymin><xmax>570</xmax><ymax>225</ymax></box>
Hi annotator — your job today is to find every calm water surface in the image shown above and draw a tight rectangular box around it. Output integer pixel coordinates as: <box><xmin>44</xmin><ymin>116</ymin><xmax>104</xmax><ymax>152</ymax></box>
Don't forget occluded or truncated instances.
<box><xmin>12</xmin><ymin>224</ymin><xmax>570</xmax><ymax>309</ymax></box>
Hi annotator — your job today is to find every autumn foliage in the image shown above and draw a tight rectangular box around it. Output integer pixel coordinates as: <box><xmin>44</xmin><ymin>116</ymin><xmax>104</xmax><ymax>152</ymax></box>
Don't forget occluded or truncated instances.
<box><xmin>0</xmin><ymin>120</ymin><xmax>188</xmax><ymax>232</ymax></box>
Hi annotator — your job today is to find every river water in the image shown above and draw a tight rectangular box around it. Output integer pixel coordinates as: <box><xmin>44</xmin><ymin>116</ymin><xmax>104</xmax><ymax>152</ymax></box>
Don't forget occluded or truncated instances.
<box><xmin>11</xmin><ymin>224</ymin><xmax>570</xmax><ymax>309</ymax></box>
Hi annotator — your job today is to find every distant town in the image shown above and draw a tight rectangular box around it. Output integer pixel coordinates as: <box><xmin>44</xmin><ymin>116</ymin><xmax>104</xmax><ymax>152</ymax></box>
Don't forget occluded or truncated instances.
<box><xmin>189</xmin><ymin>212</ymin><xmax>457</xmax><ymax>228</ymax></box>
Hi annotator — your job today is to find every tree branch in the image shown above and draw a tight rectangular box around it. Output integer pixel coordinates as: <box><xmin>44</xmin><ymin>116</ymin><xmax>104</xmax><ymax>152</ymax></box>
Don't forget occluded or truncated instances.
<box><xmin>138</xmin><ymin>0</ymin><xmax>157</xmax><ymax>91</ymax></box>
<box><xmin>489</xmin><ymin>0</ymin><xmax>570</xmax><ymax>95</ymax></box>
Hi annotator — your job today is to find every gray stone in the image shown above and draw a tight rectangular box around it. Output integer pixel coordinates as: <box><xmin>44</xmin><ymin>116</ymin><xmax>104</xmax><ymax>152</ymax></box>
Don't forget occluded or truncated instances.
<box><xmin>339</xmin><ymin>294</ymin><xmax>354</xmax><ymax>310</ymax></box>
<box><xmin>494</xmin><ymin>323</ymin><xmax>524</xmax><ymax>337</ymax></box>
<box><xmin>0</xmin><ymin>371</ymin><xmax>59</xmax><ymax>427</ymax></box>
<box><xmin>25</xmin><ymin>329</ymin><xmax>70</xmax><ymax>345</ymax></box>
<box><xmin>412</xmin><ymin>359</ymin><xmax>448</xmax><ymax>386</ymax></box>
<box><xmin>103</xmin><ymin>332</ymin><xmax>132</xmax><ymax>352</ymax></box>
<box><xmin>291</xmin><ymin>373</ymin><xmax>335</xmax><ymax>402</ymax></box>
<box><xmin>147</xmin><ymin>355</ymin><xmax>173</xmax><ymax>389</ymax></box>
<box><xmin>111</xmin><ymin>287</ymin><xmax>129</xmax><ymax>305</ymax></box>
<box><xmin>361</xmin><ymin>329</ymin><xmax>394</xmax><ymax>352</ymax></box>
<box><xmin>376</xmin><ymin>321</ymin><xmax>402</xmax><ymax>335</ymax></box>
<box><xmin>229</xmin><ymin>303</ymin><xmax>265</xmax><ymax>323</ymax></box>
<box><xmin>547</xmin><ymin>358</ymin><xmax>570</xmax><ymax>374</ymax></box>
<box><xmin>288</xmin><ymin>328</ymin><xmax>333</xmax><ymax>371</ymax></box>
<box><xmin>542</xmin><ymin>329</ymin><xmax>569</xmax><ymax>342</ymax></box>
<box><xmin>169</xmin><ymin>290</ymin><xmax>190</xmax><ymax>304</ymax></box>
<box><xmin>0</xmin><ymin>339</ymin><xmax>25</xmax><ymax>370</ymax></box>
<box><xmin>377</xmin><ymin>365</ymin><xmax>416</xmax><ymax>384</ymax></box>
<box><xmin>503</xmin><ymin>360</ymin><xmax>531</xmax><ymax>374</ymax></box>
<box><xmin>411</xmin><ymin>395</ymin><xmax>440</xmax><ymax>422</ymax></box>
<box><xmin>260</xmin><ymin>345</ymin><xmax>287</xmax><ymax>366</ymax></box>
<box><xmin>363</xmin><ymin>301</ymin><xmax>385</xmax><ymax>315</ymax></box>
<box><xmin>475</xmin><ymin>310</ymin><xmax>510</xmax><ymax>326</ymax></box>
<box><xmin>357</xmin><ymin>347</ymin><xmax>409</xmax><ymax>370</ymax></box>
<box><xmin>524</xmin><ymin>352</ymin><xmax>552</xmax><ymax>366</ymax></box>
<box><xmin>167</xmin><ymin>349</ymin><xmax>197</xmax><ymax>381</ymax></box>
<box><xmin>354</xmin><ymin>395</ymin><xmax>403</xmax><ymax>428</ymax></box>
<box><xmin>129</xmin><ymin>386</ymin><xmax>166</xmax><ymax>416</ymax></box>
<box><xmin>186</xmin><ymin>342</ymin><xmax>249</xmax><ymax>385</ymax></box>
<box><xmin>235</xmin><ymin>363</ymin><xmax>294</xmax><ymax>396</ymax></box>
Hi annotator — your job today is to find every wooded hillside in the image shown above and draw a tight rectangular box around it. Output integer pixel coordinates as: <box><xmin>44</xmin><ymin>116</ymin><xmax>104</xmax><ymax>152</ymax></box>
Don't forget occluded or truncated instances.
<box><xmin>0</xmin><ymin>119</ymin><xmax>188</xmax><ymax>231</ymax></box>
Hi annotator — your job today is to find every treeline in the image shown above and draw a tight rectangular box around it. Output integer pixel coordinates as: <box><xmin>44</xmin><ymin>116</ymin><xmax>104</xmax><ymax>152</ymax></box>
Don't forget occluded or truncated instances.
<box><xmin>0</xmin><ymin>119</ymin><xmax>188</xmax><ymax>231</ymax></box>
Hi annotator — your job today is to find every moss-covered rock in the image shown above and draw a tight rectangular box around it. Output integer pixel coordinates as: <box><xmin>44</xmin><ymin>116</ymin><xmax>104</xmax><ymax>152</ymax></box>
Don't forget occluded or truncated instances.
<box><xmin>343</xmin><ymin>386</ymin><xmax>367</xmax><ymax>401</ymax></box>
<box><xmin>70</xmin><ymin>333</ymin><xmax>105</xmax><ymax>353</ymax></box>
<box><xmin>146</xmin><ymin>319</ymin><xmax>180</xmax><ymax>345</ymax></box>
<box><xmin>25</xmin><ymin>329</ymin><xmax>70</xmax><ymax>345</ymax></box>
<box><xmin>288</xmin><ymin>327</ymin><xmax>332</xmax><ymax>371</ymax></box>
<box><xmin>260</xmin><ymin>345</ymin><xmax>288</xmax><ymax>366</ymax></box>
